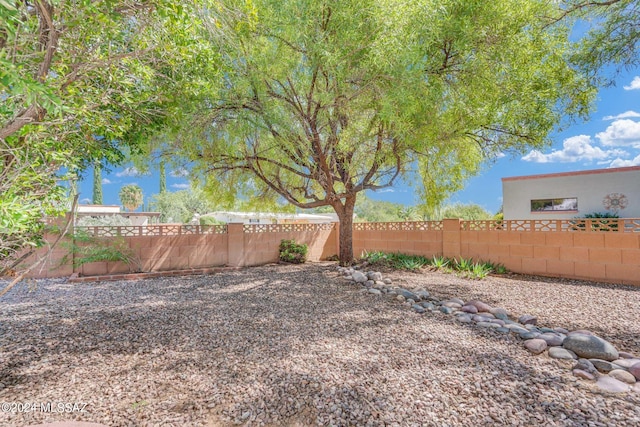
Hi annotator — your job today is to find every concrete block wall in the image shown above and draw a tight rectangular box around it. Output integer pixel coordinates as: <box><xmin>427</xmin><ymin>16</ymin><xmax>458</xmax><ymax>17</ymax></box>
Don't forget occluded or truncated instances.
<box><xmin>22</xmin><ymin>219</ymin><xmax>640</xmax><ymax>286</ymax></box>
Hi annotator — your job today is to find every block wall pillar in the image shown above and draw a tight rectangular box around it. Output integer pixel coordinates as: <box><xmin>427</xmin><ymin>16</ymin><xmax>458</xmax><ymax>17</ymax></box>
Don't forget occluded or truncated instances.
<box><xmin>227</xmin><ymin>223</ymin><xmax>245</xmax><ymax>267</ymax></box>
<box><xmin>442</xmin><ymin>218</ymin><xmax>462</xmax><ymax>259</ymax></box>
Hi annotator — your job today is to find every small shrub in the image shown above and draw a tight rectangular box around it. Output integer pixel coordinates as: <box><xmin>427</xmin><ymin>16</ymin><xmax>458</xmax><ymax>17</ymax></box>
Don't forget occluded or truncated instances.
<box><xmin>279</xmin><ymin>239</ymin><xmax>308</xmax><ymax>264</ymax></box>
<box><xmin>60</xmin><ymin>230</ymin><xmax>142</xmax><ymax>272</ymax></box>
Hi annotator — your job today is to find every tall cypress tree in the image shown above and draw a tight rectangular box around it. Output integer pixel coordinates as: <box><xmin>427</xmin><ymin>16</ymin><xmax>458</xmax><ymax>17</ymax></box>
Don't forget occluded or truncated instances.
<box><xmin>159</xmin><ymin>160</ymin><xmax>167</xmax><ymax>194</ymax></box>
<box><xmin>93</xmin><ymin>163</ymin><xmax>103</xmax><ymax>204</ymax></box>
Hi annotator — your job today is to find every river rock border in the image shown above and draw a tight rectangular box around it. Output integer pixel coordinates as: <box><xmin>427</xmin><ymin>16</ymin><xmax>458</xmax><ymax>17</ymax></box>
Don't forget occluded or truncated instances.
<box><xmin>336</xmin><ymin>265</ymin><xmax>640</xmax><ymax>395</ymax></box>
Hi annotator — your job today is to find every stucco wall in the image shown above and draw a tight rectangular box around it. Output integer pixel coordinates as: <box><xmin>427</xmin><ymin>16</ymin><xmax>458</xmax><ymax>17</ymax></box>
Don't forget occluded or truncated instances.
<box><xmin>502</xmin><ymin>166</ymin><xmax>640</xmax><ymax>220</ymax></box>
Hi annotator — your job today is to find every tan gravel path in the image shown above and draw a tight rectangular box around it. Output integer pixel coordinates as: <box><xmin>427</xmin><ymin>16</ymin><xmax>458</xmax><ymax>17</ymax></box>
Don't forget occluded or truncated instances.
<box><xmin>0</xmin><ymin>263</ymin><xmax>639</xmax><ymax>426</ymax></box>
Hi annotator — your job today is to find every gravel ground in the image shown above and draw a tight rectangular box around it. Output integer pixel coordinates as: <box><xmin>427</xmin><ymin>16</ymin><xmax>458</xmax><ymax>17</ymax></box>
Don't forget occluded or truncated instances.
<box><xmin>0</xmin><ymin>263</ymin><xmax>639</xmax><ymax>426</ymax></box>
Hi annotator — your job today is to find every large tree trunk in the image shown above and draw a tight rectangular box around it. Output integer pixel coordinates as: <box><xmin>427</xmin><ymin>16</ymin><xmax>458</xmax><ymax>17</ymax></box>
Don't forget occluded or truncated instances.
<box><xmin>335</xmin><ymin>195</ymin><xmax>356</xmax><ymax>266</ymax></box>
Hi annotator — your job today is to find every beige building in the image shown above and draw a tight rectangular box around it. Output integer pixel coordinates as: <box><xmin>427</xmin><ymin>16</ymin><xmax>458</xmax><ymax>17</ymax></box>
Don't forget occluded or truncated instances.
<box><xmin>502</xmin><ymin>166</ymin><xmax>640</xmax><ymax>220</ymax></box>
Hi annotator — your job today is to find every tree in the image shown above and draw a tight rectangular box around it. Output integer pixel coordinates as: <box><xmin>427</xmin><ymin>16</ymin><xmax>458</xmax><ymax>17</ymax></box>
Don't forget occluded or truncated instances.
<box><xmin>561</xmin><ymin>0</ymin><xmax>640</xmax><ymax>77</ymax></box>
<box><xmin>150</xmin><ymin>188</ymin><xmax>215</xmax><ymax>223</ymax></box>
<box><xmin>165</xmin><ymin>0</ymin><xmax>595</xmax><ymax>264</ymax></box>
<box><xmin>93</xmin><ymin>163</ymin><xmax>103</xmax><ymax>205</ymax></box>
<box><xmin>119</xmin><ymin>185</ymin><xmax>144</xmax><ymax>212</ymax></box>
<box><xmin>0</xmin><ymin>1</ymin><xmax>211</xmax><ymax>272</ymax></box>
<box><xmin>159</xmin><ymin>161</ymin><xmax>167</xmax><ymax>194</ymax></box>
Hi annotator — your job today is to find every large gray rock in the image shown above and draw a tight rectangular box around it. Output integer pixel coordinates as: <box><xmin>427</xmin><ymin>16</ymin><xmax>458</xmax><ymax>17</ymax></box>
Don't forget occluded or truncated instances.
<box><xmin>524</xmin><ymin>339</ymin><xmax>547</xmax><ymax>354</ymax></box>
<box><xmin>562</xmin><ymin>334</ymin><xmax>619</xmax><ymax>361</ymax></box>
<box><xmin>368</xmin><ymin>288</ymin><xmax>382</xmax><ymax>295</ymax></box>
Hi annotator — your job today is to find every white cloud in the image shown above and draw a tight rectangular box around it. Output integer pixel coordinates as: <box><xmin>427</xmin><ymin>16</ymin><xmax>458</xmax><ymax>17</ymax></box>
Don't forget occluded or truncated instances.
<box><xmin>80</xmin><ymin>198</ymin><xmax>92</xmax><ymax>204</ymax></box>
<box><xmin>608</xmin><ymin>154</ymin><xmax>640</xmax><ymax>168</ymax></box>
<box><xmin>171</xmin><ymin>183</ymin><xmax>190</xmax><ymax>189</ymax></box>
<box><xmin>521</xmin><ymin>135</ymin><xmax>623</xmax><ymax>163</ymax></box>
<box><xmin>595</xmin><ymin>119</ymin><xmax>640</xmax><ymax>148</ymax></box>
<box><xmin>115</xmin><ymin>167</ymin><xmax>142</xmax><ymax>177</ymax></box>
<box><xmin>101</xmin><ymin>178</ymin><xmax>112</xmax><ymax>185</ymax></box>
<box><xmin>170</xmin><ymin>168</ymin><xmax>190</xmax><ymax>178</ymax></box>
<box><xmin>603</xmin><ymin>110</ymin><xmax>640</xmax><ymax>121</ymax></box>
<box><xmin>375</xmin><ymin>188</ymin><xmax>395</xmax><ymax>193</ymax></box>
<box><xmin>495</xmin><ymin>152</ymin><xmax>506</xmax><ymax>158</ymax></box>
<box><xmin>623</xmin><ymin>76</ymin><xmax>640</xmax><ymax>90</ymax></box>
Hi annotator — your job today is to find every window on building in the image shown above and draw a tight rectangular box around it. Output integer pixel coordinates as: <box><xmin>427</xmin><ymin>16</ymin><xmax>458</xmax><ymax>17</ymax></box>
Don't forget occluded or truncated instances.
<box><xmin>248</xmin><ymin>218</ymin><xmax>260</xmax><ymax>223</ymax></box>
<box><xmin>531</xmin><ymin>198</ymin><xmax>578</xmax><ymax>212</ymax></box>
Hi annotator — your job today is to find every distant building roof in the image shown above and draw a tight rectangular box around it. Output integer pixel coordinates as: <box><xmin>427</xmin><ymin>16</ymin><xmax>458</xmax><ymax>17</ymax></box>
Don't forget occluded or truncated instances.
<box><xmin>502</xmin><ymin>165</ymin><xmax>640</xmax><ymax>182</ymax></box>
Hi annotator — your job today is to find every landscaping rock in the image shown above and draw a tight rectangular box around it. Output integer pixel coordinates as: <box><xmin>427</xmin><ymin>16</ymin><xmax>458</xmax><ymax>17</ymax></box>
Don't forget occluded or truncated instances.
<box><xmin>420</xmin><ymin>302</ymin><xmax>435</xmax><ymax>310</ymax></box>
<box><xmin>524</xmin><ymin>339</ymin><xmax>547</xmax><ymax>355</ymax></box>
<box><xmin>567</xmin><ymin>329</ymin><xmax>594</xmax><ymax>336</ymax></box>
<box><xmin>539</xmin><ymin>332</ymin><xmax>565</xmax><ymax>347</ymax></box>
<box><xmin>573</xmin><ymin>369</ymin><xmax>595</xmax><ymax>381</ymax></box>
<box><xmin>477</xmin><ymin>321</ymin><xmax>500</xmax><ymax>329</ymax></box>
<box><xmin>520</xmin><ymin>332</ymin><xmax>540</xmax><ymax>340</ymax></box>
<box><xmin>629</xmin><ymin>363</ymin><xmax>640</xmax><ymax>381</ymax></box>
<box><xmin>415</xmin><ymin>290</ymin><xmax>430</xmax><ymax>300</ymax></box>
<box><xmin>573</xmin><ymin>359</ymin><xmax>597</xmax><ymax>374</ymax></box>
<box><xmin>396</xmin><ymin>295</ymin><xmax>406</xmax><ymax>302</ymax></box>
<box><xmin>367</xmin><ymin>271</ymin><xmax>383</xmax><ymax>281</ymax></box>
<box><xmin>411</xmin><ymin>304</ymin><xmax>425</xmax><ymax>314</ymax></box>
<box><xmin>439</xmin><ymin>306</ymin><xmax>454</xmax><ymax>315</ymax></box>
<box><xmin>589</xmin><ymin>359</ymin><xmax>622</xmax><ymax>374</ymax></box>
<box><xmin>496</xmin><ymin>327</ymin><xmax>510</xmax><ymax>334</ymax></box>
<box><xmin>368</xmin><ymin>288</ymin><xmax>382</xmax><ymax>295</ymax></box>
<box><xmin>466</xmin><ymin>300</ymin><xmax>493</xmax><ymax>313</ymax></box>
<box><xmin>548</xmin><ymin>347</ymin><xmax>577</xmax><ymax>360</ymax></box>
<box><xmin>449</xmin><ymin>297</ymin><xmax>465</xmax><ymax>306</ymax></box>
<box><xmin>383</xmin><ymin>278</ymin><xmax>392</xmax><ymax>285</ymax></box>
<box><xmin>490</xmin><ymin>307</ymin><xmax>509</xmax><ymax>316</ymax></box>
<box><xmin>611</xmin><ymin>358</ymin><xmax>640</xmax><ymax>369</ymax></box>
<box><xmin>364</xmin><ymin>280</ymin><xmax>374</xmax><ymax>287</ymax></box>
<box><xmin>619</xmin><ymin>351</ymin><xmax>636</xmax><ymax>359</ymax></box>
<box><xmin>518</xmin><ymin>315</ymin><xmax>538</xmax><ymax>325</ymax></box>
<box><xmin>352</xmin><ymin>271</ymin><xmax>367</xmax><ymax>283</ymax></box>
<box><xmin>596</xmin><ymin>376</ymin><xmax>630</xmax><ymax>393</ymax></box>
<box><xmin>494</xmin><ymin>312</ymin><xmax>509</xmax><ymax>321</ymax></box>
<box><xmin>609</xmin><ymin>369</ymin><xmax>637</xmax><ymax>384</ymax></box>
<box><xmin>397</xmin><ymin>289</ymin><xmax>420</xmax><ymax>301</ymax></box>
<box><xmin>562</xmin><ymin>334</ymin><xmax>619</xmax><ymax>361</ymax></box>
<box><xmin>553</xmin><ymin>327</ymin><xmax>569</xmax><ymax>334</ymax></box>
<box><xmin>442</xmin><ymin>301</ymin><xmax>462</xmax><ymax>309</ymax></box>
<box><xmin>456</xmin><ymin>315</ymin><xmax>473</xmax><ymax>323</ymax></box>
<box><xmin>461</xmin><ymin>305</ymin><xmax>478</xmax><ymax>314</ymax></box>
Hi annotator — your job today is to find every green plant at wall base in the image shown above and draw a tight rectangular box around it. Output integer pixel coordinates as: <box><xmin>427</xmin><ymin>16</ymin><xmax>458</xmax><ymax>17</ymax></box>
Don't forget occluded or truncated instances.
<box><xmin>431</xmin><ymin>255</ymin><xmax>450</xmax><ymax>270</ymax></box>
<box><xmin>279</xmin><ymin>240</ymin><xmax>308</xmax><ymax>264</ymax></box>
<box><xmin>60</xmin><ymin>230</ymin><xmax>142</xmax><ymax>273</ymax></box>
<box><xmin>454</xmin><ymin>257</ymin><xmax>474</xmax><ymax>272</ymax></box>
<box><xmin>469</xmin><ymin>262</ymin><xmax>493</xmax><ymax>280</ymax></box>
<box><xmin>575</xmin><ymin>212</ymin><xmax>619</xmax><ymax>231</ymax></box>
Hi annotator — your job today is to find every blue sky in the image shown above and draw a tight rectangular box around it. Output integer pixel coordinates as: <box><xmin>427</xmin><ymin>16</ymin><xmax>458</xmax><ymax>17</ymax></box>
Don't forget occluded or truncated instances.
<box><xmin>79</xmin><ymin>68</ymin><xmax>640</xmax><ymax>214</ymax></box>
